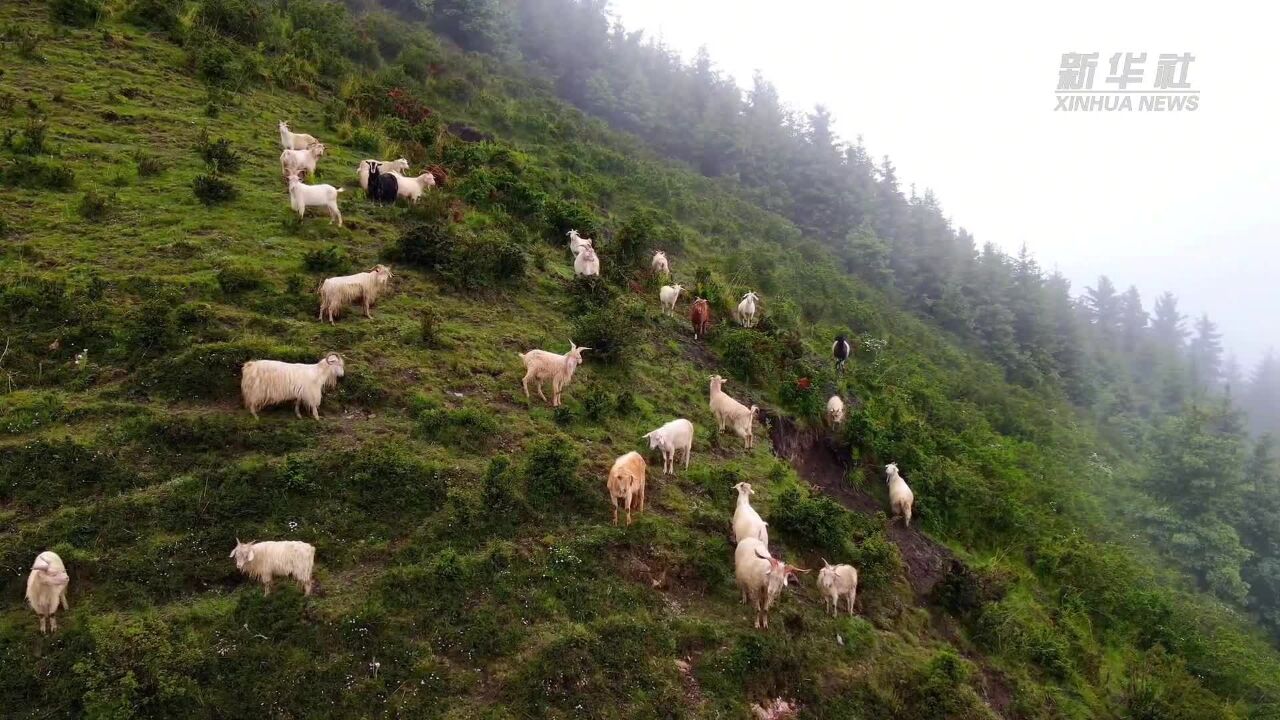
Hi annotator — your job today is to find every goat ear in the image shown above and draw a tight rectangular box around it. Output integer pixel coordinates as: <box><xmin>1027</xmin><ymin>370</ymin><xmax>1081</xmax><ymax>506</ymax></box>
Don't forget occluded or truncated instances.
<box><xmin>32</xmin><ymin>558</ymin><xmax>49</xmax><ymax>571</ymax></box>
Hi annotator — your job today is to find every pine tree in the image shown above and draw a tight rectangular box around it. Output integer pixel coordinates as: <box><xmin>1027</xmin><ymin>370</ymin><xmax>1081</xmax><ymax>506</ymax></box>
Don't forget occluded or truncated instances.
<box><xmin>1151</xmin><ymin>291</ymin><xmax>1188</xmax><ymax>352</ymax></box>
<box><xmin>1189</xmin><ymin>314</ymin><xmax>1224</xmax><ymax>392</ymax></box>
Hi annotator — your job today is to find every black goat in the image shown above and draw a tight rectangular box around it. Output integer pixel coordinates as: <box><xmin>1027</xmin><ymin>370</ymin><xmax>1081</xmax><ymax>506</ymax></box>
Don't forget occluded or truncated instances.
<box><xmin>365</xmin><ymin>160</ymin><xmax>399</xmax><ymax>204</ymax></box>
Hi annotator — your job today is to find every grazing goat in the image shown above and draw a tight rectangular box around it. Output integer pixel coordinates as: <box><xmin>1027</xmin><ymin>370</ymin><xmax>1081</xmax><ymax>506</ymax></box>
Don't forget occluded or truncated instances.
<box><xmin>286</xmin><ymin>173</ymin><xmax>343</xmax><ymax>226</ymax></box>
<box><xmin>659</xmin><ymin>284</ymin><xmax>683</xmax><ymax>315</ymax></box>
<box><xmin>709</xmin><ymin>374</ymin><xmax>757</xmax><ymax>450</ymax></box>
<box><xmin>651</xmin><ymin>250</ymin><xmax>669</xmax><ymax>274</ymax></box>
<box><xmin>644</xmin><ymin>418</ymin><xmax>694</xmax><ymax>475</ymax></box>
<box><xmin>574</xmin><ymin>246</ymin><xmax>600</xmax><ymax>276</ymax></box>
<box><xmin>886</xmin><ymin>462</ymin><xmax>914</xmax><ymax>526</ymax></box>
<box><xmin>357</xmin><ymin>158</ymin><xmax>410</xmax><ymax>190</ymax></box>
<box><xmin>732</xmin><ymin>481</ymin><xmax>769</xmax><ymax>546</ymax></box>
<box><xmin>280</xmin><ymin>143</ymin><xmax>325</xmax><ymax>179</ymax></box>
<box><xmin>607</xmin><ymin>451</ymin><xmax>647</xmax><ymax>525</ymax></box>
<box><xmin>365</xmin><ymin>161</ymin><xmax>399</xmax><ymax>205</ymax></box>
<box><xmin>736</xmin><ymin>291</ymin><xmax>760</xmax><ymax>328</ymax></box>
<box><xmin>26</xmin><ymin>551</ymin><xmax>69</xmax><ymax>634</ymax></box>
<box><xmin>229</xmin><ymin>539</ymin><xmax>315</xmax><ymax>595</ymax></box>
<box><xmin>241</xmin><ymin>353</ymin><xmax>344</xmax><ymax>420</ymax></box>
<box><xmin>735</xmin><ymin>538</ymin><xmax>807</xmax><ymax>629</ymax></box>
<box><xmin>826</xmin><ymin>395</ymin><xmax>845</xmax><ymax>426</ymax></box>
<box><xmin>318</xmin><ymin>265</ymin><xmax>393</xmax><ymax>323</ymax></box>
<box><xmin>389</xmin><ymin>171</ymin><xmax>436</xmax><ymax>203</ymax></box>
<box><xmin>278</xmin><ymin>121</ymin><xmax>318</xmax><ymax>150</ymax></box>
<box><xmin>818</xmin><ymin>560</ymin><xmax>858</xmax><ymax>616</ymax></box>
<box><xmin>566</xmin><ymin>229</ymin><xmax>593</xmax><ymax>256</ymax></box>
<box><xmin>833</xmin><ymin>334</ymin><xmax>852</xmax><ymax>372</ymax></box>
<box><xmin>690</xmin><ymin>297</ymin><xmax>710</xmax><ymax>339</ymax></box>
<box><xmin>517</xmin><ymin>341</ymin><xmax>590</xmax><ymax>407</ymax></box>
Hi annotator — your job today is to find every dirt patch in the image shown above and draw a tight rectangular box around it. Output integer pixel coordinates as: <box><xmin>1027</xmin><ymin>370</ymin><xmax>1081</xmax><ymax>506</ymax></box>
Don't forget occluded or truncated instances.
<box><xmin>765</xmin><ymin>412</ymin><xmax>951</xmax><ymax>599</ymax></box>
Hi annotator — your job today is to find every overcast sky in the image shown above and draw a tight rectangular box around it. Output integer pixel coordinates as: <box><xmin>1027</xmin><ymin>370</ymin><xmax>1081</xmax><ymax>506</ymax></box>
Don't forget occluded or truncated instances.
<box><xmin>608</xmin><ymin>0</ymin><xmax>1277</xmax><ymax>367</ymax></box>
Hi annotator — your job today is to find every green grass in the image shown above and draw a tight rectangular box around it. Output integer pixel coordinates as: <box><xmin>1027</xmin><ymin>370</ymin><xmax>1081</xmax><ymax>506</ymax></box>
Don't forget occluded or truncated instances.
<box><xmin>2</xmin><ymin>2</ymin><xmax>1279</xmax><ymax>718</ymax></box>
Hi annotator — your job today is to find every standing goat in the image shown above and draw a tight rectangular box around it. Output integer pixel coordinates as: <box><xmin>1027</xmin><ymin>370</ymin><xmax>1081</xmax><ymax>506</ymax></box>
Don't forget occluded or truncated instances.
<box><xmin>388</xmin><ymin>171</ymin><xmax>436</xmax><ymax>203</ymax></box>
<box><xmin>885</xmin><ymin>462</ymin><xmax>914</xmax><ymax>526</ymax></box>
<box><xmin>318</xmin><ymin>265</ymin><xmax>393</xmax><ymax>323</ymax></box>
<box><xmin>818</xmin><ymin>560</ymin><xmax>858</xmax><ymax>616</ymax></box>
<box><xmin>357</xmin><ymin>158</ymin><xmax>410</xmax><ymax>191</ymax></box>
<box><xmin>26</xmin><ymin>551</ymin><xmax>70</xmax><ymax>634</ymax></box>
<box><xmin>651</xmin><ymin>251</ymin><xmax>669</xmax><ymax>274</ymax></box>
<box><xmin>566</xmin><ymin>229</ymin><xmax>593</xmax><ymax>256</ymax></box>
<box><xmin>517</xmin><ymin>341</ymin><xmax>591</xmax><ymax>407</ymax></box>
<box><xmin>280</xmin><ymin>143</ymin><xmax>325</xmax><ymax>179</ymax></box>
<box><xmin>278</xmin><ymin>121</ymin><xmax>318</xmax><ymax>150</ymax></box>
<box><xmin>659</xmin><ymin>284</ymin><xmax>683</xmax><ymax>315</ymax></box>
<box><xmin>643</xmin><ymin>418</ymin><xmax>694</xmax><ymax>475</ymax></box>
<box><xmin>833</xmin><ymin>334</ymin><xmax>852</xmax><ymax>372</ymax></box>
<box><xmin>365</xmin><ymin>161</ymin><xmax>399</xmax><ymax>205</ymax></box>
<box><xmin>574</xmin><ymin>246</ymin><xmax>600</xmax><ymax>276</ymax></box>
<box><xmin>607</xmin><ymin>451</ymin><xmax>647</xmax><ymax>525</ymax></box>
<box><xmin>736</xmin><ymin>291</ymin><xmax>760</xmax><ymax>328</ymax></box>
<box><xmin>709</xmin><ymin>374</ymin><xmax>758</xmax><ymax>450</ymax></box>
<box><xmin>286</xmin><ymin>173</ymin><xmax>343</xmax><ymax>226</ymax></box>
<box><xmin>241</xmin><ymin>353</ymin><xmax>345</xmax><ymax>419</ymax></box>
<box><xmin>732</xmin><ymin>481</ymin><xmax>769</xmax><ymax>546</ymax></box>
<box><xmin>229</xmin><ymin>539</ymin><xmax>316</xmax><ymax>595</ymax></box>
<box><xmin>826</xmin><ymin>395</ymin><xmax>845</xmax><ymax>426</ymax></box>
<box><xmin>734</xmin><ymin>538</ymin><xmax>807</xmax><ymax>629</ymax></box>
<box><xmin>690</xmin><ymin>297</ymin><xmax>710</xmax><ymax>339</ymax></box>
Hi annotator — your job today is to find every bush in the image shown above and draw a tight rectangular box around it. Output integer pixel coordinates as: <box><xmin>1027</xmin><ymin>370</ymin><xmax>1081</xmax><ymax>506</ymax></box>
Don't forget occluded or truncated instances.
<box><xmin>133</xmin><ymin>150</ymin><xmax>164</xmax><ymax>176</ymax></box>
<box><xmin>419</xmin><ymin>306</ymin><xmax>442</xmax><ymax>346</ymax></box>
<box><xmin>523</xmin><ymin>436</ymin><xmax>585</xmax><ymax>509</ymax></box>
<box><xmin>123</xmin><ymin>0</ymin><xmax>182</xmax><ymax>34</ymax></box>
<box><xmin>195</xmin><ymin>0</ymin><xmax>266</xmax><ymax>43</ymax></box>
<box><xmin>570</xmin><ymin>304</ymin><xmax>636</xmax><ymax>365</ymax></box>
<box><xmin>49</xmin><ymin>0</ymin><xmax>103</xmax><ymax>27</ymax></box>
<box><xmin>195</xmin><ymin>132</ymin><xmax>242</xmax><ymax>173</ymax></box>
<box><xmin>391</xmin><ymin>221</ymin><xmax>525</xmax><ymax>290</ymax></box>
<box><xmin>0</xmin><ymin>157</ymin><xmax>76</xmax><ymax>191</ymax></box>
<box><xmin>566</xmin><ymin>274</ymin><xmax>614</xmax><ymax>314</ymax></box>
<box><xmin>768</xmin><ymin>485</ymin><xmax>855</xmax><ymax>555</ymax></box>
<box><xmin>349</xmin><ymin>126</ymin><xmax>383</xmax><ymax>153</ymax></box>
<box><xmin>76</xmin><ymin>188</ymin><xmax>113</xmax><ymax>220</ymax></box>
<box><xmin>192</xmin><ymin>174</ymin><xmax>236</xmax><ymax>204</ymax></box>
<box><xmin>216</xmin><ymin>263</ymin><xmax>265</xmax><ymax>294</ymax></box>
<box><xmin>393</xmin><ymin>219</ymin><xmax>454</xmax><ymax>268</ymax></box>
<box><xmin>18</xmin><ymin>119</ymin><xmax>48</xmax><ymax>155</ymax></box>
<box><xmin>302</xmin><ymin>245</ymin><xmax>350</xmax><ymax>273</ymax></box>
<box><xmin>542</xmin><ymin>197</ymin><xmax>597</xmax><ymax>237</ymax></box>
<box><xmin>482</xmin><ymin>456</ymin><xmax>524</xmax><ymax>522</ymax></box>
<box><xmin>415</xmin><ymin>399</ymin><xmax>501</xmax><ymax>451</ymax></box>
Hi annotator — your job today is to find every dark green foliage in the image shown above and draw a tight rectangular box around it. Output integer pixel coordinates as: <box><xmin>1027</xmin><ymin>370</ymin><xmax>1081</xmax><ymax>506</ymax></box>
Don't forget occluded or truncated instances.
<box><xmin>418</xmin><ymin>305</ymin><xmax>442</xmax><ymax>345</ymax></box>
<box><xmin>481</xmin><ymin>455</ymin><xmax>524</xmax><ymax>522</ymax></box>
<box><xmin>415</xmin><ymin>398</ymin><xmax>501</xmax><ymax>451</ymax></box>
<box><xmin>215</xmin><ymin>263</ymin><xmax>265</xmax><ymax>294</ymax></box>
<box><xmin>195</xmin><ymin>0</ymin><xmax>265</xmax><ymax>43</ymax></box>
<box><xmin>570</xmin><ymin>302</ymin><xmax>637</xmax><ymax>365</ymax></box>
<box><xmin>48</xmin><ymin>0</ymin><xmax>103</xmax><ymax>27</ymax></box>
<box><xmin>76</xmin><ymin>188</ymin><xmax>113</xmax><ymax>220</ymax></box>
<box><xmin>195</xmin><ymin>132</ymin><xmax>242</xmax><ymax>173</ymax></box>
<box><xmin>16</xmin><ymin>119</ymin><xmax>48</xmax><ymax>155</ymax></box>
<box><xmin>541</xmin><ymin>196</ymin><xmax>597</xmax><ymax>236</ymax></box>
<box><xmin>192</xmin><ymin>173</ymin><xmax>236</xmax><ymax>204</ymax></box>
<box><xmin>768</xmin><ymin>484</ymin><xmax>854</xmax><ymax>555</ymax></box>
<box><xmin>0</xmin><ymin>437</ymin><xmax>136</xmax><ymax>509</ymax></box>
<box><xmin>565</xmin><ymin>273</ymin><xmax>613</xmax><ymax>314</ymax></box>
<box><xmin>349</xmin><ymin>126</ymin><xmax>382</xmax><ymax>152</ymax></box>
<box><xmin>301</xmin><ymin>244</ymin><xmax>350</xmax><ymax>273</ymax></box>
<box><xmin>123</xmin><ymin>0</ymin><xmax>182</xmax><ymax>34</ymax></box>
<box><xmin>523</xmin><ymin>435</ymin><xmax>585</xmax><ymax>508</ymax></box>
<box><xmin>0</xmin><ymin>157</ymin><xmax>76</xmax><ymax>190</ymax></box>
<box><xmin>391</xmin><ymin>220</ymin><xmax>525</xmax><ymax>289</ymax></box>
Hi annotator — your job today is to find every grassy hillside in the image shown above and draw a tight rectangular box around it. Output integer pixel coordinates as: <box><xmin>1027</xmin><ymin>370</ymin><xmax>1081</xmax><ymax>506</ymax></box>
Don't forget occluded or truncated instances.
<box><xmin>2</xmin><ymin>2</ymin><xmax>1279</xmax><ymax>718</ymax></box>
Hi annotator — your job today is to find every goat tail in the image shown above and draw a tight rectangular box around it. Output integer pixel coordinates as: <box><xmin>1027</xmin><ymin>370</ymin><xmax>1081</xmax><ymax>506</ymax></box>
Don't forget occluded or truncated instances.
<box><xmin>336</xmin><ymin>188</ymin><xmax>345</xmax><ymax>193</ymax></box>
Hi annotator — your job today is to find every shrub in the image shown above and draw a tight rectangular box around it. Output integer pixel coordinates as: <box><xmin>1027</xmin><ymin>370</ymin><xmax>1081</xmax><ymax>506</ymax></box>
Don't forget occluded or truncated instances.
<box><xmin>195</xmin><ymin>0</ymin><xmax>266</xmax><ymax>43</ymax></box>
<box><xmin>302</xmin><ymin>245</ymin><xmax>350</xmax><ymax>273</ymax></box>
<box><xmin>0</xmin><ymin>157</ymin><xmax>76</xmax><ymax>191</ymax></box>
<box><xmin>393</xmin><ymin>219</ymin><xmax>454</xmax><ymax>268</ymax></box>
<box><xmin>481</xmin><ymin>455</ymin><xmax>524</xmax><ymax>522</ymax></box>
<box><xmin>133</xmin><ymin>151</ymin><xmax>164</xmax><ymax>177</ymax></box>
<box><xmin>415</xmin><ymin>400</ymin><xmax>501</xmax><ymax>451</ymax></box>
<box><xmin>123</xmin><ymin>0</ymin><xmax>182</xmax><ymax>34</ymax></box>
<box><xmin>0</xmin><ymin>216</ymin><xmax>9</xmax><ymax>237</ymax></box>
<box><xmin>419</xmin><ymin>306</ymin><xmax>441</xmax><ymax>345</ymax></box>
<box><xmin>542</xmin><ymin>197</ymin><xmax>597</xmax><ymax>237</ymax></box>
<box><xmin>566</xmin><ymin>274</ymin><xmax>613</xmax><ymax>314</ymax></box>
<box><xmin>215</xmin><ymin>263</ymin><xmax>265</xmax><ymax>294</ymax></box>
<box><xmin>392</xmin><ymin>221</ymin><xmax>525</xmax><ymax>290</ymax></box>
<box><xmin>195</xmin><ymin>132</ymin><xmax>242</xmax><ymax>173</ymax></box>
<box><xmin>49</xmin><ymin>0</ymin><xmax>103</xmax><ymax>27</ymax></box>
<box><xmin>192</xmin><ymin>174</ymin><xmax>236</xmax><ymax>204</ymax></box>
<box><xmin>76</xmin><ymin>188</ymin><xmax>114</xmax><ymax>220</ymax></box>
<box><xmin>768</xmin><ymin>485</ymin><xmax>855</xmax><ymax>555</ymax></box>
<box><xmin>523</xmin><ymin>436</ymin><xmax>585</xmax><ymax>509</ymax></box>
<box><xmin>349</xmin><ymin>126</ymin><xmax>383</xmax><ymax>153</ymax></box>
<box><xmin>570</xmin><ymin>304</ymin><xmax>636</xmax><ymax>365</ymax></box>
<box><xmin>18</xmin><ymin>119</ymin><xmax>48</xmax><ymax>155</ymax></box>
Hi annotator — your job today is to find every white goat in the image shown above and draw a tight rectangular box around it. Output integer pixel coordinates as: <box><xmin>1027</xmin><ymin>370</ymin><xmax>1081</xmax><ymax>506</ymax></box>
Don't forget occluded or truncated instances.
<box><xmin>356</xmin><ymin>158</ymin><xmax>410</xmax><ymax>191</ymax></box>
<box><xmin>280</xmin><ymin>143</ymin><xmax>325</xmax><ymax>179</ymax></box>
<box><xmin>643</xmin><ymin>418</ymin><xmax>694</xmax><ymax>475</ymax></box>
<box><xmin>318</xmin><ymin>265</ymin><xmax>392</xmax><ymax>323</ymax></box>
<box><xmin>517</xmin><ymin>341</ymin><xmax>590</xmax><ymax>407</ymax></box>
<box><xmin>389</xmin><ymin>171</ymin><xmax>436</xmax><ymax>203</ymax></box>
<box><xmin>229</xmin><ymin>539</ymin><xmax>315</xmax><ymax>595</ymax></box>
<box><xmin>886</xmin><ymin>462</ymin><xmax>914</xmax><ymax>526</ymax></box>
<box><xmin>659</xmin><ymin>284</ymin><xmax>683</xmax><ymax>315</ymax></box>
<box><xmin>736</xmin><ymin>291</ymin><xmax>760</xmax><ymax>328</ymax></box>
<box><xmin>826</xmin><ymin>395</ymin><xmax>845</xmax><ymax>426</ymax></box>
<box><xmin>734</xmin><ymin>538</ymin><xmax>807</xmax><ymax>629</ymax></box>
<box><xmin>818</xmin><ymin>559</ymin><xmax>858</xmax><ymax>616</ymax></box>
<box><xmin>566</xmin><ymin>229</ymin><xmax>593</xmax><ymax>256</ymax></box>
<box><xmin>607</xmin><ymin>451</ymin><xmax>647</xmax><ymax>525</ymax></box>
<box><xmin>26</xmin><ymin>551</ymin><xmax>70</xmax><ymax>634</ymax></box>
<box><xmin>709</xmin><ymin>374</ymin><xmax>758</xmax><ymax>450</ymax></box>
<box><xmin>287</xmin><ymin>173</ymin><xmax>343</xmax><ymax>226</ymax></box>
<box><xmin>732</xmin><ymin>481</ymin><xmax>769</xmax><ymax>546</ymax></box>
<box><xmin>241</xmin><ymin>353</ymin><xmax>345</xmax><ymax>420</ymax></box>
<box><xmin>278</xmin><ymin>121</ymin><xmax>318</xmax><ymax>151</ymax></box>
<box><xmin>651</xmin><ymin>251</ymin><xmax>669</xmax><ymax>274</ymax></box>
<box><xmin>574</xmin><ymin>246</ymin><xmax>600</xmax><ymax>276</ymax></box>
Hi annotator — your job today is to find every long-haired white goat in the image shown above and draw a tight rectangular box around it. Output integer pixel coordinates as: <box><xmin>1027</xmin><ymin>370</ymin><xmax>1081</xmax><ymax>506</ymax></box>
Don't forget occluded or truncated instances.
<box><xmin>26</xmin><ymin>550</ymin><xmax>70</xmax><ymax>634</ymax></box>
<box><xmin>709</xmin><ymin>374</ymin><xmax>758</xmax><ymax>449</ymax></box>
<box><xmin>229</xmin><ymin>539</ymin><xmax>316</xmax><ymax>595</ymax></box>
<box><xmin>566</xmin><ymin>229</ymin><xmax>593</xmax><ymax>256</ymax></box>
<box><xmin>818</xmin><ymin>559</ymin><xmax>858</xmax><ymax>616</ymax></box>
<box><xmin>241</xmin><ymin>353</ymin><xmax>345</xmax><ymax>419</ymax></box>
<box><xmin>318</xmin><ymin>265</ymin><xmax>393</xmax><ymax>323</ymax></box>
<box><xmin>734</xmin><ymin>538</ymin><xmax>808</xmax><ymax>629</ymax></box>
<box><xmin>574</xmin><ymin>246</ymin><xmax>600</xmax><ymax>276</ymax></box>
<box><xmin>280</xmin><ymin>143</ymin><xmax>326</xmax><ymax>179</ymax></box>
<box><xmin>278</xmin><ymin>121</ymin><xmax>318</xmax><ymax>150</ymax></box>
<box><xmin>286</xmin><ymin>173</ymin><xmax>343</xmax><ymax>226</ymax></box>
<box><xmin>885</xmin><ymin>462</ymin><xmax>914</xmax><ymax>526</ymax></box>
<box><xmin>517</xmin><ymin>341</ymin><xmax>590</xmax><ymax>407</ymax></box>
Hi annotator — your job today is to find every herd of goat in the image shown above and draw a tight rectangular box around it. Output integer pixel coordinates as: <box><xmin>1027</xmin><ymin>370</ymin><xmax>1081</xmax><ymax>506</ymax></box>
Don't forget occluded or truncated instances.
<box><xmin>22</xmin><ymin>121</ymin><xmax>915</xmax><ymax>636</ymax></box>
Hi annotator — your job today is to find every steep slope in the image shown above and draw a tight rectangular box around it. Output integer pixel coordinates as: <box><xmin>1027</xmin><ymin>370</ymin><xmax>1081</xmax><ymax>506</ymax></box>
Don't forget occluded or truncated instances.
<box><xmin>2</xmin><ymin>3</ymin><xmax>1279</xmax><ymax>719</ymax></box>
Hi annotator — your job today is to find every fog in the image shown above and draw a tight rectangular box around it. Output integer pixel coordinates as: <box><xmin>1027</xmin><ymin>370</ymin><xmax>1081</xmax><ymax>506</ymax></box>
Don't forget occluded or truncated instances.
<box><xmin>608</xmin><ymin>0</ymin><xmax>1277</xmax><ymax>365</ymax></box>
